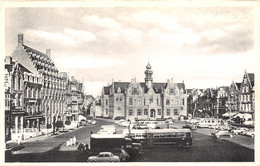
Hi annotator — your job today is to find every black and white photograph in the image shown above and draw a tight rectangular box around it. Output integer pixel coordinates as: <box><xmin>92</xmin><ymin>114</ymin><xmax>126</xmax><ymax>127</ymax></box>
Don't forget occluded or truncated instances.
<box><xmin>1</xmin><ymin>0</ymin><xmax>259</xmax><ymax>164</ymax></box>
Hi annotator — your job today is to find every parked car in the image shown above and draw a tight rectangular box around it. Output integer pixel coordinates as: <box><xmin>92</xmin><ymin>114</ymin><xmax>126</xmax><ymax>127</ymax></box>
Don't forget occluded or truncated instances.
<box><xmin>119</xmin><ymin>120</ymin><xmax>130</xmax><ymax>127</ymax></box>
<box><xmin>115</xmin><ymin>119</ymin><xmax>126</xmax><ymax>125</ymax></box>
<box><xmin>183</xmin><ymin>122</ymin><xmax>197</xmax><ymax>130</ymax></box>
<box><xmin>243</xmin><ymin>130</ymin><xmax>255</xmax><ymax>137</ymax></box>
<box><xmin>87</xmin><ymin>152</ymin><xmax>120</xmax><ymax>162</ymax></box>
<box><xmin>79</xmin><ymin>119</ymin><xmax>87</xmax><ymax>126</ymax></box>
<box><xmin>211</xmin><ymin>130</ymin><xmax>234</xmax><ymax>138</ymax></box>
<box><xmin>231</xmin><ymin>127</ymin><xmax>249</xmax><ymax>135</ymax></box>
<box><xmin>114</xmin><ymin>116</ymin><xmax>125</xmax><ymax>120</ymax></box>
<box><xmin>111</xmin><ymin>148</ymin><xmax>130</xmax><ymax>162</ymax></box>
<box><xmin>91</xmin><ymin>120</ymin><xmax>97</xmax><ymax>125</ymax></box>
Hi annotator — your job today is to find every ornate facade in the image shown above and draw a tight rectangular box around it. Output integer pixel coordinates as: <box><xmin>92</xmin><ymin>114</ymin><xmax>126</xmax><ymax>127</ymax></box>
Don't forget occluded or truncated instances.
<box><xmin>11</xmin><ymin>34</ymin><xmax>66</xmax><ymax>133</ymax></box>
<box><xmin>101</xmin><ymin>62</ymin><xmax>188</xmax><ymax>121</ymax></box>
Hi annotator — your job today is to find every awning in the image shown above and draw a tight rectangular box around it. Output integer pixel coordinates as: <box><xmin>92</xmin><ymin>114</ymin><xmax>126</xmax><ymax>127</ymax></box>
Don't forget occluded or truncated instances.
<box><xmin>222</xmin><ymin>112</ymin><xmax>238</xmax><ymax>117</ymax></box>
<box><xmin>234</xmin><ymin>113</ymin><xmax>252</xmax><ymax>120</ymax></box>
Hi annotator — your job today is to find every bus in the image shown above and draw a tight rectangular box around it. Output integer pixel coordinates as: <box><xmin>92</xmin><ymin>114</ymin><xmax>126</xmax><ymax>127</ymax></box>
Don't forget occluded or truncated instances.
<box><xmin>125</xmin><ymin>128</ymin><xmax>192</xmax><ymax>148</ymax></box>
<box><xmin>196</xmin><ymin>118</ymin><xmax>225</xmax><ymax>128</ymax></box>
<box><xmin>130</xmin><ymin>119</ymin><xmax>169</xmax><ymax>129</ymax></box>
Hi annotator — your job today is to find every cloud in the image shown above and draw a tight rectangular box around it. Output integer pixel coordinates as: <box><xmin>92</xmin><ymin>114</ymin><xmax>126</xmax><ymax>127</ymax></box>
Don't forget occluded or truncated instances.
<box><xmin>81</xmin><ymin>15</ymin><xmax>121</xmax><ymax>30</ymax></box>
<box><xmin>81</xmin><ymin>14</ymin><xmax>142</xmax><ymax>45</ymax></box>
<box><xmin>55</xmin><ymin>55</ymin><xmax>125</xmax><ymax>69</ymax></box>
<box><xmin>64</xmin><ymin>29</ymin><xmax>96</xmax><ymax>43</ymax></box>
<box><xmin>24</xmin><ymin>29</ymin><xmax>77</xmax><ymax>46</ymax></box>
<box><xmin>131</xmin><ymin>10</ymin><xmax>180</xmax><ymax>31</ymax></box>
<box><xmin>24</xmin><ymin>28</ymin><xmax>96</xmax><ymax>47</ymax></box>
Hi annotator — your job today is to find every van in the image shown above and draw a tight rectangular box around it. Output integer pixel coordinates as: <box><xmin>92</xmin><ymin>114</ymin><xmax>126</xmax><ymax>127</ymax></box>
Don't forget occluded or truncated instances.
<box><xmin>100</xmin><ymin>125</ymin><xmax>116</xmax><ymax>134</ymax></box>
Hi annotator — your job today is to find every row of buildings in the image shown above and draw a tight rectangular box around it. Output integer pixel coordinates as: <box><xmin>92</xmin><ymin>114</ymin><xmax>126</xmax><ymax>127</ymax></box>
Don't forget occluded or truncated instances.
<box><xmin>187</xmin><ymin>70</ymin><xmax>255</xmax><ymax>121</ymax></box>
<box><xmin>4</xmin><ymin>34</ymin><xmax>90</xmax><ymax>141</ymax></box>
<box><xmin>100</xmin><ymin>63</ymin><xmax>255</xmax><ymax>124</ymax></box>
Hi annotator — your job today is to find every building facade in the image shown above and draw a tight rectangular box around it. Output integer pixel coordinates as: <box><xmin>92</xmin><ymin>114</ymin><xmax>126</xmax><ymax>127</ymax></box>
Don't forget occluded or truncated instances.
<box><xmin>61</xmin><ymin>73</ymin><xmax>84</xmax><ymax>122</ymax></box>
<box><xmin>101</xmin><ymin>62</ymin><xmax>188</xmax><ymax>121</ymax></box>
<box><xmin>10</xmin><ymin>34</ymin><xmax>66</xmax><ymax>136</ymax></box>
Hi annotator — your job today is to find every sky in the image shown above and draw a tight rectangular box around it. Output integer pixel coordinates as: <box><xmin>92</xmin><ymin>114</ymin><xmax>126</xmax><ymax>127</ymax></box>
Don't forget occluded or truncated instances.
<box><xmin>5</xmin><ymin>5</ymin><xmax>258</xmax><ymax>97</ymax></box>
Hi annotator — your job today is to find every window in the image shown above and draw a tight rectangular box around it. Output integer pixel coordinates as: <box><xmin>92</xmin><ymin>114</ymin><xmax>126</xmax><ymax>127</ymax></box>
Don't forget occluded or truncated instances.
<box><xmin>166</xmin><ymin>99</ymin><xmax>170</xmax><ymax>105</ymax></box>
<box><xmin>174</xmin><ymin>109</ymin><xmax>179</xmax><ymax>115</ymax></box>
<box><xmin>157</xmin><ymin>109</ymin><xmax>161</xmax><ymax>115</ymax></box>
<box><xmin>137</xmin><ymin>109</ymin><xmax>142</xmax><ymax>116</ymax></box>
<box><xmin>106</xmin><ymin>99</ymin><xmax>108</xmax><ymax>105</ymax></box>
<box><xmin>157</xmin><ymin>98</ymin><xmax>160</xmax><ymax>105</ymax></box>
<box><xmin>174</xmin><ymin>98</ymin><xmax>178</xmax><ymax>105</ymax></box>
<box><xmin>182</xmin><ymin>99</ymin><xmax>185</xmax><ymax>105</ymax></box>
<box><xmin>170</xmin><ymin>89</ymin><xmax>175</xmax><ymax>95</ymax></box>
<box><xmin>166</xmin><ymin>109</ymin><xmax>170</xmax><ymax>115</ymax></box>
<box><xmin>129</xmin><ymin>109</ymin><xmax>133</xmax><ymax>116</ymax></box>
<box><xmin>149</xmin><ymin>96</ymin><xmax>153</xmax><ymax>103</ymax></box>
<box><xmin>180</xmin><ymin>106</ymin><xmax>183</xmax><ymax>110</ymax></box>
<box><xmin>144</xmin><ymin>99</ymin><xmax>146</xmax><ymax>105</ymax></box>
<box><xmin>144</xmin><ymin>109</ymin><xmax>148</xmax><ymax>115</ymax></box>
<box><xmin>129</xmin><ymin>98</ymin><xmax>133</xmax><ymax>105</ymax></box>
<box><xmin>106</xmin><ymin>109</ymin><xmax>108</xmax><ymax>114</ymax></box>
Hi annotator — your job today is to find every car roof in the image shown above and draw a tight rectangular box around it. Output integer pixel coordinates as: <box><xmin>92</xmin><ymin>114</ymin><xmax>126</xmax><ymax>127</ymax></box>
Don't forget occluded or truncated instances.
<box><xmin>100</xmin><ymin>152</ymin><xmax>112</xmax><ymax>155</ymax></box>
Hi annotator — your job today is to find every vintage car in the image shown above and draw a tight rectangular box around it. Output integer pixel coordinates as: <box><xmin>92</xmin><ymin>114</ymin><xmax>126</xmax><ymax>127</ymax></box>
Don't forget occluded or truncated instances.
<box><xmin>87</xmin><ymin>152</ymin><xmax>120</xmax><ymax>162</ymax></box>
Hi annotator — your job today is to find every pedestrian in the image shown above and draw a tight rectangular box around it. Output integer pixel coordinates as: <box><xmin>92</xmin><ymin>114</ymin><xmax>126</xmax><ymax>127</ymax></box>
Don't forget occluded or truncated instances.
<box><xmin>73</xmin><ymin>136</ymin><xmax>77</xmax><ymax>146</ymax></box>
<box><xmin>85</xmin><ymin>143</ymin><xmax>89</xmax><ymax>150</ymax></box>
<box><xmin>66</xmin><ymin>140</ymin><xmax>70</xmax><ymax>146</ymax></box>
<box><xmin>78</xmin><ymin>143</ymin><xmax>84</xmax><ymax>151</ymax></box>
<box><xmin>70</xmin><ymin>137</ymin><xmax>73</xmax><ymax>146</ymax></box>
<box><xmin>17</xmin><ymin>135</ymin><xmax>21</xmax><ymax>145</ymax></box>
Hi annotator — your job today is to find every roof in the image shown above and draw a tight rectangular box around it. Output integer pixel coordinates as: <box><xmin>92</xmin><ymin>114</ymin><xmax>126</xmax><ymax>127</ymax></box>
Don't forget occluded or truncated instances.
<box><xmin>24</xmin><ymin>45</ymin><xmax>49</xmax><ymax>59</ymax></box>
<box><xmin>91</xmin><ymin>134</ymin><xmax>125</xmax><ymax>139</ymax></box>
<box><xmin>114</xmin><ymin>82</ymin><xmax>130</xmax><ymax>93</ymax></box>
<box><xmin>103</xmin><ymin>85</ymin><xmax>111</xmax><ymax>95</ymax></box>
<box><xmin>152</xmin><ymin>83</ymin><xmax>165</xmax><ymax>93</ymax></box>
<box><xmin>16</xmin><ymin>63</ymin><xmax>32</xmax><ymax>74</ymax></box>
<box><xmin>235</xmin><ymin>82</ymin><xmax>241</xmax><ymax>89</ymax></box>
<box><xmin>247</xmin><ymin>73</ymin><xmax>254</xmax><ymax>87</ymax></box>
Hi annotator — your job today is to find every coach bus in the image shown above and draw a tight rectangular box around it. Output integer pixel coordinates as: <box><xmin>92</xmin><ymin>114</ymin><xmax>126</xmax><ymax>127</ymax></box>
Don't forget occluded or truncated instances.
<box><xmin>130</xmin><ymin>119</ymin><xmax>169</xmax><ymax>129</ymax></box>
<box><xmin>125</xmin><ymin>128</ymin><xmax>192</xmax><ymax>148</ymax></box>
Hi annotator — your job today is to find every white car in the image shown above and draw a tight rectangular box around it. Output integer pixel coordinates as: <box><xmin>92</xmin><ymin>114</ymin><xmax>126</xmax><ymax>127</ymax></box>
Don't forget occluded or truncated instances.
<box><xmin>231</xmin><ymin>127</ymin><xmax>249</xmax><ymax>135</ymax></box>
<box><xmin>115</xmin><ymin>119</ymin><xmax>125</xmax><ymax>125</ymax></box>
<box><xmin>97</xmin><ymin>130</ymin><xmax>113</xmax><ymax>135</ymax></box>
<box><xmin>91</xmin><ymin>120</ymin><xmax>97</xmax><ymax>125</ymax></box>
<box><xmin>87</xmin><ymin>152</ymin><xmax>120</xmax><ymax>162</ymax></box>
<box><xmin>243</xmin><ymin>130</ymin><xmax>255</xmax><ymax>137</ymax></box>
<box><xmin>119</xmin><ymin>121</ymin><xmax>130</xmax><ymax>127</ymax></box>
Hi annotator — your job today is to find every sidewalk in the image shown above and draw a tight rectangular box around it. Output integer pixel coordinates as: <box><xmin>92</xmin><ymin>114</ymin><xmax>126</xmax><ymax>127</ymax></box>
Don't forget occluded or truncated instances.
<box><xmin>5</xmin><ymin>130</ymin><xmax>69</xmax><ymax>154</ymax></box>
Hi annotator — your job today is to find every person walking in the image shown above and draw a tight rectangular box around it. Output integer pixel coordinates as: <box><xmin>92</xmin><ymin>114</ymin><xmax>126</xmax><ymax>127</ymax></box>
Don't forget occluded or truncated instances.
<box><xmin>17</xmin><ymin>136</ymin><xmax>21</xmax><ymax>145</ymax></box>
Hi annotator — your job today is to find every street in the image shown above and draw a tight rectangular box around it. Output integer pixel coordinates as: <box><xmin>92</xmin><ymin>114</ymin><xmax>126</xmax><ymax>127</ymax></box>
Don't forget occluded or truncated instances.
<box><xmin>8</xmin><ymin>118</ymin><xmax>254</xmax><ymax>162</ymax></box>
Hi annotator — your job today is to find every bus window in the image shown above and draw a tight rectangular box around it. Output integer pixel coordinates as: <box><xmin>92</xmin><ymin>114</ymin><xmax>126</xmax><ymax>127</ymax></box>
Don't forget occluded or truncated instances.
<box><xmin>136</xmin><ymin>134</ymin><xmax>141</xmax><ymax>138</ymax></box>
<box><xmin>142</xmin><ymin>133</ymin><xmax>147</xmax><ymax>138</ymax></box>
<box><xmin>160</xmin><ymin>134</ymin><xmax>166</xmax><ymax>138</ymax></box>
<box><xmin>166</xmin><ymin>134</ymin><xmax>172</xmax><ymax>138</ymax></box>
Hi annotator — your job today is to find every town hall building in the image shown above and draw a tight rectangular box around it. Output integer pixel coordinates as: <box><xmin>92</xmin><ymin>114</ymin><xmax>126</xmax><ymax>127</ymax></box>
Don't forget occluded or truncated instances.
<box><xmin>101</xmin><ymin>62</ymin><xmax>188</xmax><ymax>121</ymax></box>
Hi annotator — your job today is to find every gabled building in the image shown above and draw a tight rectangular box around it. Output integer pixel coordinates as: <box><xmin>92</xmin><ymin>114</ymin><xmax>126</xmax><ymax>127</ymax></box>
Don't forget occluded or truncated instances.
<box><xmin>238</xmin><ymin>71</ymin><xmax>254</xmax><ymax>114</ymax></box>
<box><xmin>11</xmin><ymin>34</ymin><xmax>66</xmax><ymax>133</ymax></box>
<box><xmin>215</xmin><ymin>86</ymin><xmax>229</xmax><ymax>117</ymax></box>
<box><xmin>101</xmin><ymin>62</ymin><xmax>188</xmax><ymax>121</ymax></box>
<box><xmin>5</xmin><ymin>56</ymin><xmax>44</xmax><ymax>140</ymax></box>
<box><xmin>227</xmin><ymin>81</ymin><xmax>241</xmax><ymax>113</ymax></box>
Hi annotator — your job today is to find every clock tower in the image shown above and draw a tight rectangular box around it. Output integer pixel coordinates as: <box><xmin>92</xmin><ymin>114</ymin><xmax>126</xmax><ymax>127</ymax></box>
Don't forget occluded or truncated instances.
<box><xmin>145</xmin><ymin>62</ymin><xmax>153</xmax><ymax>88</ymax></box>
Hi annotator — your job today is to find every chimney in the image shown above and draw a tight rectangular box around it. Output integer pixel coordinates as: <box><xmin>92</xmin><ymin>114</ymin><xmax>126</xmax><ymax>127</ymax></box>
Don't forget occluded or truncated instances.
<box><xmin>46</xmin><ymin>49</ymin><xmax>51</xmax><ymax>58</ymax></box>
<box><xmin>18</xmin><ymin>34</ymin><xmax>23</xmax><ymax>46</ymax></box>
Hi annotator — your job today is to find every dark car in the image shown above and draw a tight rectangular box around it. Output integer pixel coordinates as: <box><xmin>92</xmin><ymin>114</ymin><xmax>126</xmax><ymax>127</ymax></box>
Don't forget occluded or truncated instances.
<box><xmin>111</xmin><ymin>148</ymin><xmax>130</xmax><ymax>162</ymax></box>
<box><xmin>79</xmin><ymin>120</ymin><xmax>87</xmax><ymax>126</ymax></box>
